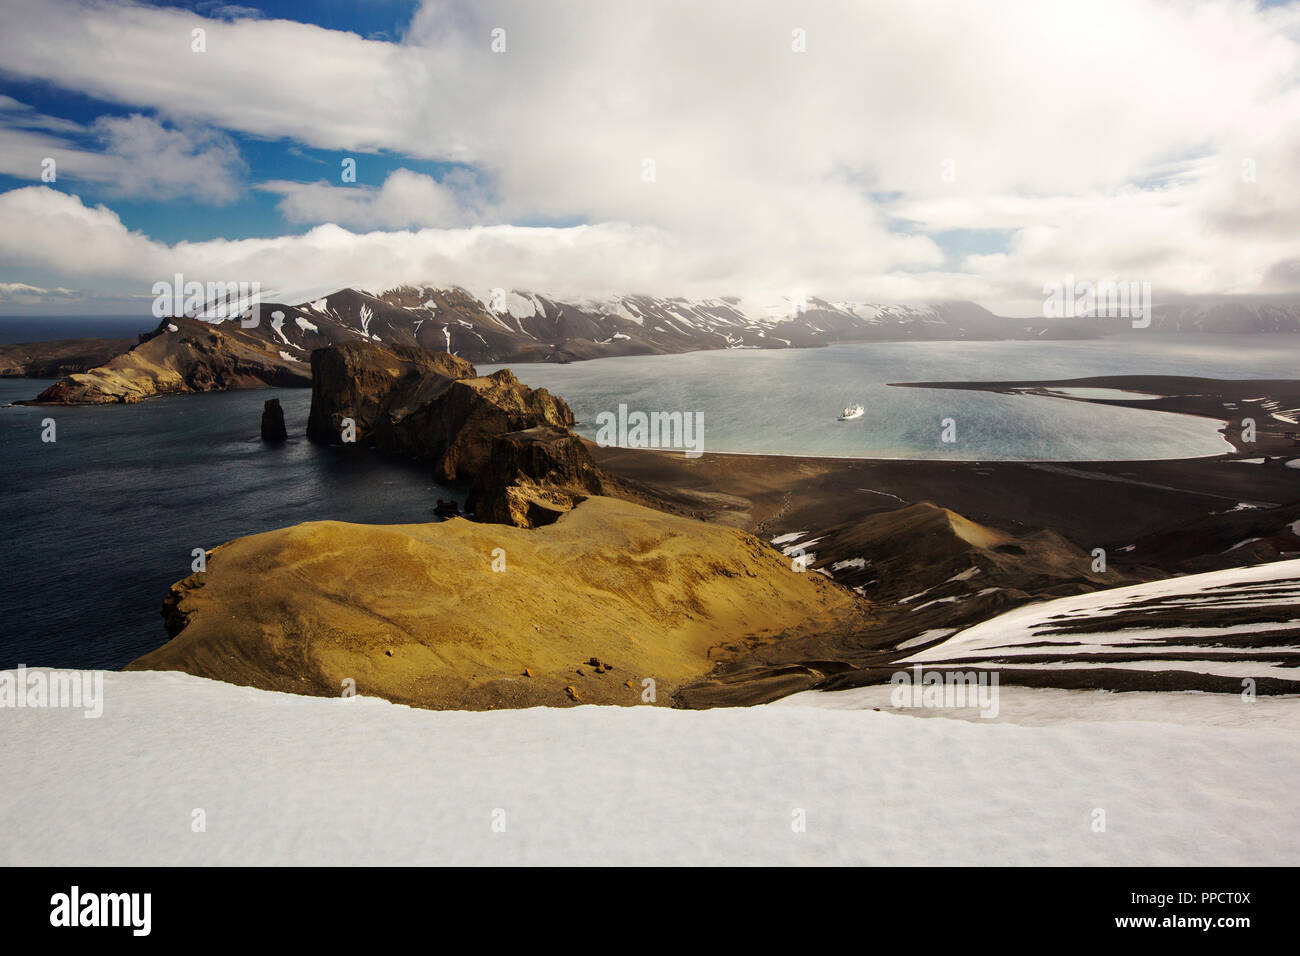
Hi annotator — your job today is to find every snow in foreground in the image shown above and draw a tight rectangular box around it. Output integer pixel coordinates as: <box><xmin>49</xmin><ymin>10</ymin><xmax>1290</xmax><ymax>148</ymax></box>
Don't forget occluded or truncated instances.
<box><xmin>2</xmin><ymin>671</ymin><xmax>1298</xmax><ymax>865</ymax></box>
<box><xmin>777</xmin><ymin>681</ymin><xmax>1300</xmax><ymax>728</ymax></box>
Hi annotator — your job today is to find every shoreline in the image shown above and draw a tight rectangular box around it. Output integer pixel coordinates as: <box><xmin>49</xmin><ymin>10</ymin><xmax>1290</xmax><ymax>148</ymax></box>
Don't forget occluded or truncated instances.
<box><xmin>19</xmin><ymin>327</ymin><xmax>1300</xmax><ymax>406</ymax></box>
<box><xmin>596</xmin><ymin>443</ymin><xmax>1300</xmax><ymax>545</ymax></box>
<box><xmin>583</xmin><ymin>370</ymin><xmax>1300</xmax><ymax>468</ymax></box>
<box><xmin>582</xmin><ymin>437</ymin><xmax>1239</xmax><ymax>466</ymax></box>
<box><xmin>10</xmin><ymin>366</ymin><xmax>1299</xmax><ymax>706</ymax></box>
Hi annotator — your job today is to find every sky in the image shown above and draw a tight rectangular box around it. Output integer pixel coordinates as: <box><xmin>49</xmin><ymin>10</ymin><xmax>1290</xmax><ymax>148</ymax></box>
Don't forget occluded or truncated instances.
<box><xmin>1</xmin><ymin>0</ymin><xmax>1299</xmax><ymax>315</ymax></box>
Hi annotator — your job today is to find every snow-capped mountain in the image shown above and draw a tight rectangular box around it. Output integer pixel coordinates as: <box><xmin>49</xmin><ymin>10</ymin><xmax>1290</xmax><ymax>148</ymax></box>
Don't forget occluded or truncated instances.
<box><xmin>1152</xmin><ymin>296</ymin><xmax>1300</xmax><ymax>333</ymax></box>
<box><xmin>36</xmin><ymin>285</ymin><xmax>1300</xmax><ymax>405</ymax></box>
<box><xmin>1091</xmin><ymin>294</ymin><xmax>1300</xmax><ymax>334</ymax></box>
<box><xmin>207</xmin><ymin>285</ymin><xmax>1089</xmax><ymax>366</ymax></box>
<box><xmin>159</xmin><ymin>286</ymin><xmax>1300</xmax><ymax>370</ymax></box>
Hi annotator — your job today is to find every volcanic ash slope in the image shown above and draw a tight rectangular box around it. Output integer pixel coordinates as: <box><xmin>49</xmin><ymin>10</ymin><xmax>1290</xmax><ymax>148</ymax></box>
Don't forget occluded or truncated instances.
<box><xmin>128</xmin><ymin>496</ymin><xmax>864</xmax><ymax>708</ymax></box>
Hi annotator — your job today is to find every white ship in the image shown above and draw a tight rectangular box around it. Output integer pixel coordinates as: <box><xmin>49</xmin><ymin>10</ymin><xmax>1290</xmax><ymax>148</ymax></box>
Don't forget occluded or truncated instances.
<box><xmin>838</xmin><ymin>403</ymin><xmax>864</xmax><ymax>421</ymax></box>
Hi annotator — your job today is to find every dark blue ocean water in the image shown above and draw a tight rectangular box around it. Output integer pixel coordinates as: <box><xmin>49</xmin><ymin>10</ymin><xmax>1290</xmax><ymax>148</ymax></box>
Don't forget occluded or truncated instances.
<box><xmin>0</xmin><ymin>382</ymin><xmax>456</xmax><ymax>669</ymax></box>
<box><xmin>0</xmin><ymin>315</ymin><xmax>154</xmax><ymax>344</ymax></box>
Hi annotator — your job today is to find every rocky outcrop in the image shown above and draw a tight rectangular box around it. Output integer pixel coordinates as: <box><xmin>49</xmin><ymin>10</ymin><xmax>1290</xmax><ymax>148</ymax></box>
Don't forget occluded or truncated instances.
<box><xmin>129</xmin><ymin>496</ymin><xmax>866</xmax><ymax>710</ymax></box>
<box><xmin>33</xmin><ymin>318</ymin><xmax>308</xmax><ymax>404</ymax></box>
<box><xmin>305</xmin><ymin>342</ymin><xmax>477</xmax><ymax>448</ymax></box>
<box><xmin>261</xmin><ymin>398</ymin><xmax>287</xmax><ymax>441</ymax></box>
<box><xmin>306</xmin><ymin>341</ymin><xmax>578</xmax><ymax>493</ymax></box>
<box><xmin>468</xmin><ymin>425</ymin><xmax>604</xmax><ymax>528</ymax></box>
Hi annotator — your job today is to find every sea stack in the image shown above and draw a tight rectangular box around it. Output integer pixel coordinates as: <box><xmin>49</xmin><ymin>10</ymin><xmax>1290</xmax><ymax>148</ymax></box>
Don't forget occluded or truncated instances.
<box><xmin>261</xmin><ymin>398</ymin><xmax>288</xmax><ymax>442</ymax></box>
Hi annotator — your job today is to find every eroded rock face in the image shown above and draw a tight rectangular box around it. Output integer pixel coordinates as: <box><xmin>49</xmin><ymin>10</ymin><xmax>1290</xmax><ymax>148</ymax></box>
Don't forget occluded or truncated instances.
<box><xmin>469</xmin><ymin>425</ymin><xmax>605</xmax><ymax>528</ymax></box>
<box><xmin>305</xmin><ymin>341</ymin><xmax>577</xmax><ymax>487</ymax></box>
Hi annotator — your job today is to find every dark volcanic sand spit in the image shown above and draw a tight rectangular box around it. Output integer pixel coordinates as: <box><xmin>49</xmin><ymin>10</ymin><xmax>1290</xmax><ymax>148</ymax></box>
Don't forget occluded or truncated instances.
<box><xmin>598</xmin><ymin>375</ymin><xmax>1300</xmax><ymax>545</ymax></box>
<box><xmin>892</xmin><ymin>374</ymin><xmax>1300</xmax><ymax>451</ymax></box>
<box><xmin>595</xmin><ymin>441</ymin><xmax>1299</xmax><ymax>550</ymax></box>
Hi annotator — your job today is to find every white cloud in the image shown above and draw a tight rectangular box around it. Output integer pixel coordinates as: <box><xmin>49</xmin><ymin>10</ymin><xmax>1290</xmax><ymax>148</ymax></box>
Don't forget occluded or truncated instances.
<box><xmin>91</xmin><ymin>114</ymin><xmax>245</xmax><ymax>203</ymax></box>
<box><xmin>0</xmin><ymin>282</ymin><xmax>78</xmax><ymax>302</ymax></box>
<box><xmin>0</xmin><ymin>105</ymin><xmax>245</xmax><ymax>203</ymax></box>
<box><xmin>0</xmin><ymin>96</ymin><xmax>86</xmax><ymax>135</ymax></box>
<box><xmin>0</xmin><ymin>187</ymin><xmax>684</xmax><ymax>300</ymax></box>
<box><xmin>0</xmin><ymin>282</ymin><xmax>102</xmax><ymax>311</ymax></box>
<box><xmin>0</xmin><ymin>0</ymin><xmax>1299</xmax><ymax>307</ymax></box>
<box><xmin>260</xmin><ymin>168</ymin><xmax>488</xmax><ymax>229</ymax></box>
<box><xmin>0</xmin><ymin>1</ymin><xmax>438</xmax><ymax>155</ymax></box>
<box><xmin>0</xmin><ymin>189</ymin><xmax>162</xmax><ymax>277</ymax></box>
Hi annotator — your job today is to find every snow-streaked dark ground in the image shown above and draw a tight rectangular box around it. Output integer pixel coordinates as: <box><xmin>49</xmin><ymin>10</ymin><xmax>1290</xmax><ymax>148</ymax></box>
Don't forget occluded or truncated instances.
<box><xmin>899</xmin><ymin>558</ymin><xmax>1300</xmax><ymax>684</ymax></box>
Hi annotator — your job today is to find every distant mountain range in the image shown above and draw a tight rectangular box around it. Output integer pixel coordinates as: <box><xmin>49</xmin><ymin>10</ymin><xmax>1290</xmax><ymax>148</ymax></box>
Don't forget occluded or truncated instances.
<box><xmin>22</xmin><ymin>286</ymin><xmax>1300</xmax><ymax>404</ymax></box>
<box><xmin>230</xmin><ymin>286</ymin><xmax>1098</xmax><ymax>366</ymax></box>
<box><xmin>1140</xmin><ymin>294</ymin><xmax>1300</xmax><ymax>334</ymax></box>
<box><xmin>224</xmin><ymin>287</ymin><xmax>1300</xmax><ymax>362</ymax></box>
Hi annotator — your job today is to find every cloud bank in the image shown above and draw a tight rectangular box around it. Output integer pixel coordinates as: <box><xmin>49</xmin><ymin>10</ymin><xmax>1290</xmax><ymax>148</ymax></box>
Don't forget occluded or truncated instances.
<box><xmin>1</xmin><ymin>0</ymin><xmax>1299</xmax><ymax>311</ymax></box>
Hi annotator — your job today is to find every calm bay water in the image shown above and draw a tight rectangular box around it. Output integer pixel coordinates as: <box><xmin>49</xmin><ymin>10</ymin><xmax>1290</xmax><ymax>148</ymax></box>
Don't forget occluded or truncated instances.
<box><xmin>486</xmin><ymin>333</ymin><xmax>1300</xmax><ymax>461</ymax></box>
<box><xmin>2</xmin><ymin>331</ymin><xmax>1297</xmax><ymax>670</ymax></box>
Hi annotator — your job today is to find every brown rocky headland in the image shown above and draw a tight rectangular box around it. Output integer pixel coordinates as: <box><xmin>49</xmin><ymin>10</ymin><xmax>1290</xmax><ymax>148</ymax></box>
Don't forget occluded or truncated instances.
<box><xmin>29</xmin><ymin>317</ymin><xmax>308</xmax><ymax>404</ymax></box>
<box><xmin>127</xmin><ymin>496</ymin><xmax>867</xmax><ymax>709</ymax></box>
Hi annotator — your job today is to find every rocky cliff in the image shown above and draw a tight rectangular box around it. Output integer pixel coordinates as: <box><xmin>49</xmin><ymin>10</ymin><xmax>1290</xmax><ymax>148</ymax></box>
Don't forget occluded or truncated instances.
<box><xmin>33</xmin><ymin>318</ymin><xmax>307</xmax><ymax>404</ymax></box>
<box><xmin>304</xmin><ymin>341</ymin><xmax>477</xmax><ymax>453</ymax></box>
<box><xmin>306</xmin><ymin>341</ymin><xmax>579</xmax><ymax>497</ymax></box>
<box><xmin>468</xmin><ymin>425</ymin><xmax>605</xmax><ymax>528</ymax></box>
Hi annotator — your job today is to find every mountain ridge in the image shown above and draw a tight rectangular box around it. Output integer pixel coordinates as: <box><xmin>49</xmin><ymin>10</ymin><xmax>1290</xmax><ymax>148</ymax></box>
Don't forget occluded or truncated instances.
<box><xmin>248</xmin><ymin>285</ymin><xmax>1099</xmax><ymax>365</ymax></box>
<box><xmin>26</xmin><ymin>284</ymin><xmax>1300</xmax><ymax>405</ymax></box>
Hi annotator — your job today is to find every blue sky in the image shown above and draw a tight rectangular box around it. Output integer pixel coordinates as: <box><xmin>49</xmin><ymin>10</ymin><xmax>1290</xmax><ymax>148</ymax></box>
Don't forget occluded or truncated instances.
<box><xmin>0</xmin><ymin>0</ymin><xmax>1298</xmax><ymax>316</ymax></box>
<box><xmin>177</xmin><ymin>0</ymin><xmax>421</xmax><ymax>40</ymax></box>
<box><xmin>0</xmin><ymin>117</ymin><xmax>466</xmax><ymax>244</ymax></box>
<box><xmin>0</xmin><ymin>0</ymin><xmax>443</xmax><ymax>245</ymax></box>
